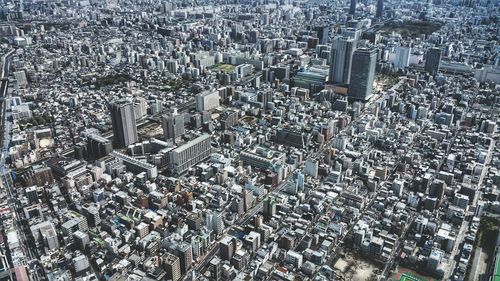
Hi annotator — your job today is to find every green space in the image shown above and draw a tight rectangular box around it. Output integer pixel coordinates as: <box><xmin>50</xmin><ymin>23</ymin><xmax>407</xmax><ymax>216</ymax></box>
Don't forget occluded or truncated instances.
<box><xmin>18</xmin><ymin>115</ymin><xmax>55</xmax><ymax>128</ymax></box>
<box><xmin>42</xmin><ymin>21</ymin><xmax>74</xmax><ymax>31</ymax></box>
<box><xmin>82</xmin><ymin>73</ymin><xmax>132</xmax><ymax>88</ymax></box>
<box><xmin>392</xmin><ymin>267</ymin><xmax>438</xmax><ymax>281</ymax></box>
<box><xmin>496</xmin><ymin>252</ymin><xmax>500</xmax><ymax>275</ymax></box>
<box><xmin>375</xmin><ymin>73</ymin><xmax>399</xmax><ymax>91</ymax></box>
<box><xmin>477</xmin><ymin>216</ymin><xmax>500</xmax><ymax>249</ymax></box>
<box><xmin>464</xmin><ymin>216</ymin><xmax>500</xmax><ymax>281</ymax></box>
<box><xmin>162</xmin><ymin>78</ymin><xmax>188</xmax><ymax>91</ymax></box>
<box><xmin>381</xmin><ymin>21</ymin><xmax>443</xmax><ymax>37</ymax></box>
<box><xmin>208</xmin><ymin>63</ymin><xmax>235</xmax><ymax>73</ymax></box>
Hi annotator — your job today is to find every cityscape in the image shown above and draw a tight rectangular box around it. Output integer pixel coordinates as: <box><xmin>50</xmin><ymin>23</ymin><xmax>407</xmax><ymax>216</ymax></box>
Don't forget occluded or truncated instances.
<box><xmin>0</xmin><ymin>0</ymin><xmax>499</xmax><ymax>281</ymax></box>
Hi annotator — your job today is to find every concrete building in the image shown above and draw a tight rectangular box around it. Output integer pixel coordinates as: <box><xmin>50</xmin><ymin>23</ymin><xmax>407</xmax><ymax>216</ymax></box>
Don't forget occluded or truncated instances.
<box><xmin>425</xmin><ymin>47</ymin><xmax>442</xmax><ymax>76</ymax></box>
<box><xmin>162</xmin><ymin>114</ymin><xmax>185</xmax><ymax>143</ymax></box>
<box><xmin>348</xmin><ymin>48</ymin><xmax>377</xmax><ymax>101</ymax></box>
<box><xmin>169</xmin><ymin>134</ymin><xmax>212</xmax><ymax>174</ymax></box>
<box><xmin>110</xmin><ymin>100</ymin><xmax>138</xmax><ymax>148</ymax></box>
<box><xmin>329</xmin><ymin>36</ymin><xmax>357</xmax><ymax>84</ymax></box>
<box><xmin>163</xmin><ymin>252</ymin><xmax>181</xmax><ymax>281</ymax></box>
<box><xmin>196</xmin><ymin>90</ymin><xmax>220</xmax><ymax>112</ymax></box>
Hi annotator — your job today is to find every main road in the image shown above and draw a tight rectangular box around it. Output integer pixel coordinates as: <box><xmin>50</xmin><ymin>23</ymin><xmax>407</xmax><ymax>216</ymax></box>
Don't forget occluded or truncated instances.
<box><xmin>0</xmin><ymin>50</ymin><xmax>42</xmax><ymax>281</ymax></box>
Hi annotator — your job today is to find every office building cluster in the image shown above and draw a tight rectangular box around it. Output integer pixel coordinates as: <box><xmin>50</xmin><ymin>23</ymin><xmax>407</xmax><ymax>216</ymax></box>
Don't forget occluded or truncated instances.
<box><xmin>0</xmin><ymin>0</ymin><xmax>498</xmax><ymax>281</ymax></box>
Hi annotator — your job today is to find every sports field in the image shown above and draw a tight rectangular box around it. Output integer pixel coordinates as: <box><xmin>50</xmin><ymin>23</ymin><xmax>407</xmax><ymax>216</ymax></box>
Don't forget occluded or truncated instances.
<box><xmin>392</xmin><ymin>267</ymin><xmax>438</xmax><ymax>281</ymax></box>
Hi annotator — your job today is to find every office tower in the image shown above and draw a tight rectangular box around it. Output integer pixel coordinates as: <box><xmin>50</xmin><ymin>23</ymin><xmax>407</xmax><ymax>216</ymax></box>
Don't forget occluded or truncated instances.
<box><xmin>30</xmin><ymin>221</ymin><xmax>60</xmax><ymax>251</ymax></box>
<box><xmin>134</xmin><ymin>97</ymin><xmax>147</xmax><ymax>119</ymax></box>
<box><xmin>219</xmin><ymin>235</ymin><xmax>236</xmax><ymax>261</ymax></box>
<box><xmin>162</xmin><ymin>114</ymin><xmax>184</xmax><ymax>143</ymax></box>
<box><xmin>110</xmin><ymin>100</ymin><xmax>138</xmax><ymax>148</ymax></box>
<box><xmin>296</xmin><ymin>172</ymin><xmax>305</xmax><ymax>190</ymax></box>
<box><xmin>163</xmin><ymin>252</ymin><xmax>181</xmax><ymax>281</ymax></box>
<box><xmin>304</xmin><ymin>159</ymin><xmax>319</xmax><ymax>178</ymax></box>
<box><xmin>394</xmin><ymin>45</ymin><xmax>411</xmax><ymax>70</ymax></box>
<box><xmin>208</xmin><ymin>257</ymin><xmax>222</xmax><ymax>281</ymax></box>
<box><xmin>26</xmin><ymin>186</ymin><xmax>38</xmax><ymax>204</ymax></box>
<box><xmin>376</xmin><ymin>0</ymin><xmax>384</xmax><ymax>18</ymax></box>
<box><xmin>206</xmin><ymin>211</ymin><xmax>224</xmax><ymax>235</ymax></box>
<box><xmin>263</xmin><ymin>196</ymin><xmax>277</xmax><ymax>220</ymax></box>
<box><xmin>425</xmin><ymin>47</ymin><xmax>442</xmax><ymax>76</ymax></box>
<box><xmin>74</xmin><ymin>255</ymin><xmax>90</xmax><ymax>273</ymax></box>
<box><xmin>220</xmin><ymin>110</ymin><xmax>239</xmax><ymax>130</ymax></box>
<box><xmin>350</xmin><ymin>0</ymin><xmax>357</xmax><ymax>15</ymax></box>
<box><xmin>86</xmin><ymin>134</ymin><xmax>113</xmax><ymax>160</ymax></box>
<box><xmin>167</xmin><ymin>60</ymin><xmax>178</xmax><ymax>73</ymax></box>
<box><xmin>196</xmin><ymin>90</ymin><xmax>220</xmax><ymax>112</ymax></box>
<box><xmin>169</xmin><ymin>134</ymin><xmax>212</xmax><ymax>174</ymax></box>
<box><xmin>258</xmin><ymin>91</ymin><xmax>274</xmax><ymax>110</ymax></box>
<box><xmin>73</xmin><ymin>231</ymin><xmax>90</xmax><ymax>250</ymax></box>
<box><xmin>348</xmin><ymin>48</ymin><xmax>377</xmax><ymax>101</ymax></box>
<box><xmin>175</xmin><ymin>243</ymin><xmax>193</xmax><ymax>274</ymax></box>
<box><xmin>329</xmin><ymin>36</ymin><xmax>357</xmax><ymax>84</ymax></box>
<box><xmin>341</xmin><ymin>27</ymin><xmax>362</xmax><ymax>40</ymax></box>
<box><xmin>82</xmin><ymin>205</ymin><xmax>101</xmax><ymax>227</ymax></box>
<box><xmin>313</xmin><ymin>25</ymin><xmax>329</xmax><ymax>45</ymax></box>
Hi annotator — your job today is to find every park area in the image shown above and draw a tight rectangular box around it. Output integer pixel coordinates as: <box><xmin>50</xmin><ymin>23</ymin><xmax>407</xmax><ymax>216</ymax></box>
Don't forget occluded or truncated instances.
<box><xmin>391</xmin><ymin>267</ymin><xmax>438</xmax><ymax>281</ymax></box>
<box><xmin>380</xmin><ymin>20</ymin><xmax>443</xmax><ymax>37</ymax></box>
<box><xmin>209</xmin><ymin>63</ymin><xmax>235</xmax><ymax>73</ymax></box>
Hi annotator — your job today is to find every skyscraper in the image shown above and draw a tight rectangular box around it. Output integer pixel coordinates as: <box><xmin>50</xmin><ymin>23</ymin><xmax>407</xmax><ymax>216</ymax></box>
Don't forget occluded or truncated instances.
<box><xmin>376</xmin><ymin>0</ymin><xmax>384</xmax><ymax>18</ymax></box>
<box><xmin>162</xmin><ymin>113</ymin><xmax>184</xmax><ymax>143</ymax></box>
<box><xmin>329</xmin><ymin>36</ymin><xmax>357</xmax><ymax>84</ymax></box>
<box><xmin>208</xmin><ymin>257</ymin><xmax>222</xmax><ymax>281</ymax></box>
<box><xmin>394</xmin><ymin>45</ymin><xmax>411</xmax><ymax>70</ymax></box>
<box><xmin>263</xmin><ymin>196</ymin><xmax>277</xmax><ymax>220</ymax></box>
<box><xmin>206</xmin><ymin>210</ymin><xmax>224</xmax><ymax>236</ymax></box>
<box><xmin>110</xmin><ymin>100</ymin><xmax>138</xmax><ymax>148</ymax></box>
<box><xmin>349</xmin><ymin>0</ymin><xmax>357</xmax><ymax>16</ymax></box>
<box><xmin>348</xmin><ymin>48</ymin><xmax>377</xmax><ymax>101</ymax></box>
<box><xmin>175</xmin><ymin>243</ymin><xmax>193</xmax><ymax>275</ymax></box>
<box><xmin>86</xmin><ymin>134</ymin><xmax>113</xmax><ymax>160</ymax></box>
<box><xmin>424</xmin><ymin>47</ymin><xmax>442</xmax><ymax>76</ymax></box>
<box><xmin>196</xmin><ymin>90</ymin><xmax>220</xmax><ymax>112</ymax></box>
<box><xmin>313</xmin><ymin>25</ymin><xmax>329</xmax><ymax>45</ymax></box>
<box><xmin>163</xmin><ymin>252</ymin><xmax>181</xmax><ymax>281</ymax></box>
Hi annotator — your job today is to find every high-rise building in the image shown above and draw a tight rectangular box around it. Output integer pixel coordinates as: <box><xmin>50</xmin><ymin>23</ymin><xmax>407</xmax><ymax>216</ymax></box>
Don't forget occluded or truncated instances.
<box><xmin>163</xmin><ymin>252</ymin><xmax>181</xmax><ymax>281</ymax></box>
<box><xmin>196</xmin><ymin>90</ymin><xmax>220</xmax><ymax>112</ymax></box>
<box><xmin>30</xmin><ymin>221</ymin><xmax>60</xmax><ymax>252</ymax></box>
<box><xmin>329</xmin><ymin>36</ymin><xmax>357</xmax><ymax>84</ymax></box>
<box><xmin>304</xmin><ymin>159</ymin><xmax>319</xmax><ymax>178</ymax></box>
<box><xmin>175</xmin><ymin>243</ymin><xmax>193</xmax><ymax>275</ymax></box>
<box><xmin>169</xmin><ymin>134</ymin><xmax>212</xmax><ymax>174</ymax></box>
<box><xmin>263</xmin><ymin>196</ymin><xmax>277</xmax><ymax>220</ymax></box>
<box><xmin>424</xmin><ymin>47</ymin><xmax>442</xmax><ymax>76</ymax></box>
<box><xmin>341</xmin><ymin>28</ymin><xmax>362</xmax><ymax>40</ymax></box>
<box><xmin>162</xmin><ymin>114</ymin><xmax>184</xmax><ymax>143</ymax></box>
<box><xmin>208</xmin><ymin>256</ymin><xmax>222</xmax><ymax>281</ymax></box>
<box><xmin>82</xmin><ymin>204</ymin><xmax>101</xmax><ymax>227</ymax></box>
<box><xmin>349</xmin><ymin>0</ymin><xmax>357</xmax><ymax>16</ymax></box>
<box><xmin>348</xmin><ymin>48</ymin><xmax>377</xmax><ymax>101</ymax></box>
<box><xmin>206</xmin><ymin>211</ymin><xmax>224</xmax><ymax>236</ymax></box>
<box><xmin>86</xmin><ymin>134</ymin><xmax>113</xmax><ymax>160</ymax></box>
<box><xmin>73</xmin><ymin>230</ymin><xmax>90</xmax><ymax>250</ymax></box>
<box><xmin>110</xmin><ymin>100</ymin><xmax>138</xmax><ymax>148</ymax></box>
<box><xmin>394</xmin><ymin>45</ymin><xmax>411</xmax><ymax>70</ymax></box>
<box><xmin>219</xmin><ymin>235</ymin><xmax>236</xmax><ymax>261</ymax></box>
<box><xmin>313</xmin><ymin>25</ymin><xmax>329</xmax><ymax>45</ymax></box>
<box><xmin>376</xmin><ymin>0</ymin><xmax>384</xmax><ymax>18</ymax></box>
